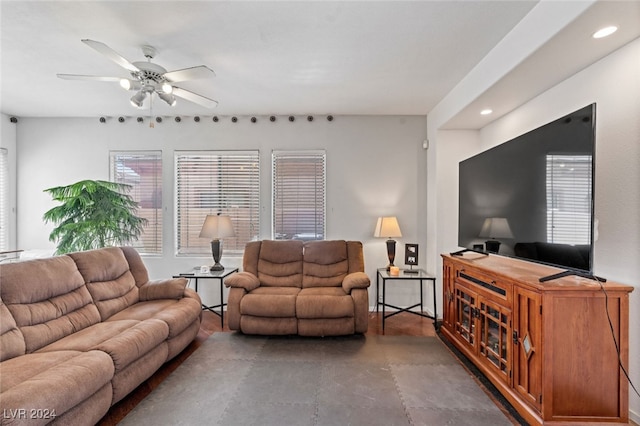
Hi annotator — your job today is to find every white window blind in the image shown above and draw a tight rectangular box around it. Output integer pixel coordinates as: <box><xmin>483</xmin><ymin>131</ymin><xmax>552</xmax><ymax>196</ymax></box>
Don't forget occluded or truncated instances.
<box><xmin>175</xmin><ymin>151</ymin><xmax>260</xmax><ymax>255</ymax></box>
<box><xmin>0</xmin><ymin>148</ymin><xmax>8</xmax><ymax>251</ymax></box>
<box><xmin>546</xmin><ymin>154</ymin><xmax>592</xmax><ymax>244</ymax></box>
<box><xmin>272</xmin><ymin>150</ymin><xmax>326</xmax><ymax>241</ymax></box>
<box><xmin>109</xmin><ymin>151</ymin><xmax>163</xmax><ymax>254</ymax></box>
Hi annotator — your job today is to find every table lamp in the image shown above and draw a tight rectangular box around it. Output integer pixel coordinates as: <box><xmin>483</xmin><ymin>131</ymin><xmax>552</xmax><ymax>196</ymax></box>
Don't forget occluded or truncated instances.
<box><xmin>199</xmin><ymin>213</ymin><xmax>236</xmax><ymax>271</ymax></box>
<box><xmin>479</xmin><ymin>217</ymin><xmax>513</xmax><ymax>253</ymax></box>
<box><xmin>374</xmin><ymin>216</ymin><xmax>402</xmax><ymax>271</ymax></box>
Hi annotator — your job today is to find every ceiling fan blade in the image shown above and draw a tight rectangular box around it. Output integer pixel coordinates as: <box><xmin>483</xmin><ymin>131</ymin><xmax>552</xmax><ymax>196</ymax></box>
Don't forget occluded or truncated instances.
<box><xmin>172</xmin><ymin>87</ymin><xmax>218</xmax><ymax>108</ymax></box>
<box><xmin>81</xmin><ymin>39</ymin><xmax>140</xmax><ymax>73</ymax></box>
<box><xmin>164</xmin><ymin>66</ymin><xmax>215</xmax><ymax>83</ymax></box>
<box><xmin>57</xmin><ymin>74</ymin><xmax>122</xmax><ymax>82</ymax></box>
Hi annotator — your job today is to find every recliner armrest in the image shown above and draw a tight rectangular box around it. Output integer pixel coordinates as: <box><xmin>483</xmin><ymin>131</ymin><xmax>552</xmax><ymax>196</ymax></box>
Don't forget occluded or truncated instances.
<box><xmin>139</xmin><ymin>278</ymin><xmax>188</xmax><ymax>301</ymax></box>
<box><xmin>342</xmin><ymin>272</ymin><xmax>370</xmax><ymax>293</ymax></box>
<box><xmin>225</xmin><ymin>271</ymin><xmax>260</xmax><ymax>291</ymax></box>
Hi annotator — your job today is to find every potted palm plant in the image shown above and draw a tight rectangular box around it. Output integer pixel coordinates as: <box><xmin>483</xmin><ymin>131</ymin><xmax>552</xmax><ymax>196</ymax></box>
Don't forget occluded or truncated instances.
<box><xmin>43</xmin><ymin>179</ymin><xmax>147</xmax><ymax>254</ymax></box>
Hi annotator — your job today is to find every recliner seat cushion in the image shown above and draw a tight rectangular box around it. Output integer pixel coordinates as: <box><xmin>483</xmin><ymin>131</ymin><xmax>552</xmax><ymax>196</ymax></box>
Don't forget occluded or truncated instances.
<box><xmin>240</xmin><ymin>287</ymin><xmax>300</xmax><ymax>317</ymax></box>
<box><xmin>296</xmin><ymin>287</ymin><xmax>354</xmax><ymax>319</ymax></box>
<box><xmin>35</xmin><ymin>320</ymin><xmax>140</xmax><ymax>354</ymax></box>
<box><xmin>36</xmin><ymin>319</ymin><xmax>171</xmax><ymax>373</ymax></box>
<box><xmin>105</xmin><ymin>296</ymin><xmax>201</xmax><ymax>338</ymax></box>
<box><xmin>0</xmin><ymin>350</ymin><xmax>114</xmax><ymax>423</ymax></box>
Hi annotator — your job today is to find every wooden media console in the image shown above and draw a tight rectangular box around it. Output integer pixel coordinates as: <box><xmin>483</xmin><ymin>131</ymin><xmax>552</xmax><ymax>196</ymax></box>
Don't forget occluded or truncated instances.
<box><xmin>441</xmin><ymin>252</ymin><xmax>633</xmax><ymax>425</ymax></box>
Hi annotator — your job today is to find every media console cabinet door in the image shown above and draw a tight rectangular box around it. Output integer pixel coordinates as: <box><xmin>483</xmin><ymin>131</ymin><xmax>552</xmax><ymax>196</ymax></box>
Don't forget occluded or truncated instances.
<box><xmin>542</xmin><ymin>291</ymin><xmax>628</xmax><ymax>422</ymax></box>
<box><xmin>513</xmin><ymin>286</ymin><xmax>542</xmax><ymax>412</ymax></box>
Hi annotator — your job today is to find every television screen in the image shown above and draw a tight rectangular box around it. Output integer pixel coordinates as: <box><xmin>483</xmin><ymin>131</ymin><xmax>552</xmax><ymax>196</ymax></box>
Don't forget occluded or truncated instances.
<box><xmin>458</xmin><ymin>104</ymin><xmax>596</xmax><ymax>273</ymax></box>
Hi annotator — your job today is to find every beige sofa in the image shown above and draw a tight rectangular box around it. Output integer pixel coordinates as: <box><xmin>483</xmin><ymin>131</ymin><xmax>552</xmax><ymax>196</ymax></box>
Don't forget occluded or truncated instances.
<box><xmin>225</xmin><ymin>240</ymin><xmax>370</xmax><ymax>336</ymax></box>
<box><xmin>0</xmin><ymin>247</ymin><xmax>202</xmax><ymax>425</ymax></box>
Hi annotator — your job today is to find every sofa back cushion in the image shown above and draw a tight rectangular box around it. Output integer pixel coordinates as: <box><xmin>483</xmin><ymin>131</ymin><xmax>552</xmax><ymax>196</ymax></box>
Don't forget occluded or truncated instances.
<box><xmin>0</xmin><ymin>297</ymin><xmax>26</xmax><ymax>361</ymax></box>
<box><xmin>254</xmin><ymin>240</ymin><xmax>304</xmax><ymax>287</ymax></box>
<box><xmin>0</xmin><ymin>256</ymin><xmax>100</xmax><ymax>353</ymax></box>
<box><xmin>302</xmin><ymin>240</ymin><xmax>350</xmax><ymax>288</ymax></box>
<box><xmin>346</xmin><ymin>241</ymin><xmax>366</xmax><ymax>273</ymax></box>
<box><xmin>242</xmin><ymin>240</ymin><xmax>262</xmax><ymax>276</ymax></box>
<box><xmin>120</xmin><ymin>246</ymin><xmax>150</xmax><ymax>287</ymax></box>
<box><xmin>68</xmin><ymin>247</ymin><xmax>140</xmax><ymax>320</ymax></box>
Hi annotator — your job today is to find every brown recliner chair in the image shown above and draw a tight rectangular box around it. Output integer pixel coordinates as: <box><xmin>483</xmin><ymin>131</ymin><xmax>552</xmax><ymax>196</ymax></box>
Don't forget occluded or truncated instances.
<box><xmin>225</xmin><ymin>240</ymin><xmax>370</xmax><ymax>336</ymax></box>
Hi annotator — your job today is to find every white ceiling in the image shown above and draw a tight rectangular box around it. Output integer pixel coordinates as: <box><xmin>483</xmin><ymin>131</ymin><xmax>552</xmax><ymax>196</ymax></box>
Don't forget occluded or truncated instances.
<box><xmin>1</xmin><ymin>1</ymin><xmax>638</xmax><ymax>127</ymax></box>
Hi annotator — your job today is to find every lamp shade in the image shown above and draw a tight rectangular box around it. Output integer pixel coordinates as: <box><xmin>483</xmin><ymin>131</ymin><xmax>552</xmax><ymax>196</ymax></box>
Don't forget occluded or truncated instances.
<box><xmin>199</xmin><ymin>214</ymin><xmax>236</xmax><ymax>239</ymax></box>
<box><xmin>479</xmin><ymin>217</ymin><xmax>513</xmax><ymax>239</ymax></box>
<box><xmin>374</xmin><ymin>216</ymin><xmax>402</xmax><ymax>238</ymax></box>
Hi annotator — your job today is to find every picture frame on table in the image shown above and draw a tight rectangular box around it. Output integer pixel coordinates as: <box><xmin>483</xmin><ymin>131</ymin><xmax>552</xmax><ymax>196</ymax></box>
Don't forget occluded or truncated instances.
<box><xmin>404</xmin><ymin>243</ymin><xmax>419</xmax><ymax>273</ymax></box>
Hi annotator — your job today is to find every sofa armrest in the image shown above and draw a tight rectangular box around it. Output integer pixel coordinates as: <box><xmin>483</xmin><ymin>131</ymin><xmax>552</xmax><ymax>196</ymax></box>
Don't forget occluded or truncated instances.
<box><xmin>139</xmin><ymin>278</ymin><xmax>188</xmax><ymax>301</ymax></box>
<box><xmin>225</xmin><ymin>271</ymin><xmax>260</xmax><ymax>291</ymax></box>
<box><xmin>342</xmin><ymin>272</ymin><xmax>370</xmax><ymax>293</ymax></box>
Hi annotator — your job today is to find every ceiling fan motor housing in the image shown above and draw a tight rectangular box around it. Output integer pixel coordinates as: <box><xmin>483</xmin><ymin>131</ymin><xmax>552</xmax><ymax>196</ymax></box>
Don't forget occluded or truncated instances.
<box><xmin>132</xmin><ymin>61</ymin><xmax>168</xmax><ymax>85</ymax></box>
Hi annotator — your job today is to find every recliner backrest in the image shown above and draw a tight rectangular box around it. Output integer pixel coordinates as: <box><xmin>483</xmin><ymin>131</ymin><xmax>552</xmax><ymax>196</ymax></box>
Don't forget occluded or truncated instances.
<box><xmin>69</xmin><ymin>247</ymin><xmax>140</xmax><ymax>320</ymax></box>
<box><xmin>0</xmin><ymin>255</ymin><xmax>101</xmax><ymax>354</ymax></box>
<box><xmin>253</xmin><ymin>240</ymin><xmax>304</xmax><ymax>287</ymax></box>
<box><xmin>302</xmin><ymin>240</ymin><xmax>349</xmax><ymax>288</ymax></box>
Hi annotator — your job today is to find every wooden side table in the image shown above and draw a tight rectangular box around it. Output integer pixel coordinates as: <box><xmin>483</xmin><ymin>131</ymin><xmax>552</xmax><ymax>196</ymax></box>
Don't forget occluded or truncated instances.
<box><xmin>376</xmin><ymin>268</ymin><xmax>437</xmax><ymax>333</ymax></box>
<box><xmin>173</xmin><ymin>267</ymin><xmax>238</xmax><ymax>327</ymax></box>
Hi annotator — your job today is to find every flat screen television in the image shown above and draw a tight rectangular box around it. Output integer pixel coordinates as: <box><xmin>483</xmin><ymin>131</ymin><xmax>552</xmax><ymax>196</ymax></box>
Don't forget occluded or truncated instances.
<box><xmin>457</xmin><ymin>104</ymin><xmax>596</xmax><ymax>276</ymax></box>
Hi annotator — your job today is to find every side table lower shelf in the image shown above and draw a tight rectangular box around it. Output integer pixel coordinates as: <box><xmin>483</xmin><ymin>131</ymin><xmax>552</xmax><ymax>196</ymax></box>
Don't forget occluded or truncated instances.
<box><xmin>173</xmin><ymin>267</ymin><xmax>238</xmax><ymax>327</ymax></box>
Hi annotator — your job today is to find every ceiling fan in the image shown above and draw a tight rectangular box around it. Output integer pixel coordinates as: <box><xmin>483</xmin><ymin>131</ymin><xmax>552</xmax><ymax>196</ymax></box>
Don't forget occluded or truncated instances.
<box><xmin>58</xmin><ymin>39</ymin><xmax>217</xmax><ymax>109</ymax></box>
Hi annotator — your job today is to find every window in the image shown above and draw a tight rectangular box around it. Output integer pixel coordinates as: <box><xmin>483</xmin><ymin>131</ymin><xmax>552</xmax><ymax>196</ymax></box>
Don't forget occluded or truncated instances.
<box><xmin>175</xmin><ymin>151</ymin><xmax>260</xmax><ymax>255</ymax></box>
<box><xmin>0</xmin><ymin>148</ymin><xmax>8</xmax><ymax>251</ymax></box>
<box><xmin>272</xmin><ymin>150</ymin><xmax>326</xmax><ymax>241</ymax></box>
<box><xmin>110</xmin><ymin>151</ymin><xmax>163</xmax><ymax>254</ymax></box>
<box><xmin>546</xmin><ymin>154</ymin><xmax>592</xmax><ymax>244</ymax></box>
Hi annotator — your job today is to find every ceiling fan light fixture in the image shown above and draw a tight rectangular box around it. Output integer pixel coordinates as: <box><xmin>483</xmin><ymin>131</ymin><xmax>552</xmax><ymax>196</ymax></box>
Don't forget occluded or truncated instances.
<box><xmin>120</xmin><ymin>78</ymin><xmax>141</xmax><ymax>91</ymax></box>
<box><xmin>158</xmin><ymin>92</ymin><xmax>177</xmax><ymax>107</ymax></box>
<box><xmin>161</xmin><ymin>82</ymin><xmax>173</xmax><ymax>94</ymax></box>
<box><xmin>130</xmin><ymin>91</ymin><xmax>147</xmax><ymax>108</ymax></box>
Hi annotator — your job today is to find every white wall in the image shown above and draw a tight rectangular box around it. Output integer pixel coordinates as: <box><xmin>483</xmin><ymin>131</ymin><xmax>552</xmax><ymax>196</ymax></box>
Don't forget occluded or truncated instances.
<box><xmin>15</xmin><ymin>114</ymin><xmax>430</xmax><ymax>311</ymax></box>
<box><xmin>0</xmin><ymin>113</ymin><xmax>17</xmax><ymax>250</ymax></box>
<box><xmin>429</xmin><ymin>38</ymin><xmax>640</xmax><ymax>421</ymax></box>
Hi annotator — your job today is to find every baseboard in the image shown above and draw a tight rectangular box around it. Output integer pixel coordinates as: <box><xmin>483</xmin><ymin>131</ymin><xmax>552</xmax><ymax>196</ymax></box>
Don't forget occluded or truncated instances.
<box><xmin>630</xmin><ymin>408</ymin><xmax>639</xmax><ymax>425</ymax></box>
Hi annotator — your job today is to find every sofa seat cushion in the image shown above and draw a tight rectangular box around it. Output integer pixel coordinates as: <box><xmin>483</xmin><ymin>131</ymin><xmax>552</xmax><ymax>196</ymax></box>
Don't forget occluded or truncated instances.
<box><xmin>0</xmin><ymin>350</ymin><xmax>114</xmax><ymax>422</ymax></box>
<box><xmin>240</xmin><ymin>287</ymin><xmax>300</xmax><ymax>317</ymax></box>
<box><xmin>105</xmin><ymin>297</ymin><xmax>201</xmax><ymax>338</ymax></box>
<box><xmin>296</xmin><ymin>287</ymin><xmax>354</xmax><ymax>319</ymax></box>
<box><xmin>36</xmin><ymin>319</ymin><xmax>169</xmax><ymax>372</ymax></box>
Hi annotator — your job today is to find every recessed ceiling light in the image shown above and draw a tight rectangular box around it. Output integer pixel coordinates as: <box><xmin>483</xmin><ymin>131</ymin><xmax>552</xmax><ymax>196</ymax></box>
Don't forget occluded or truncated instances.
<box><xmin>480</xmin><ymin>109</ymin><xmax>493</xmax><ymax>115</ymax></box>
<box><xmin>593</xmin><ymin>26</ymin><xmax>618</xmax><ymax>39</ymax></box>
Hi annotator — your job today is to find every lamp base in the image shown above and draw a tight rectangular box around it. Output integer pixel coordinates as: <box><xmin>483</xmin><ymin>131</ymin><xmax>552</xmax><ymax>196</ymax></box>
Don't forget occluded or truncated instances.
<box><xmin>386</xmin><ymin>239</ymin><xmax>396</xmax><ymax>271</ymax></box>
<box><xmin>484</xmin><ymin>240</ymin><xmax>501</xmax><ymax>253</ymax></box>
<box><xmin>210</xmin><ymin>263</ymin><xmax>225</xmax><ymax>271</ymax></box>
<box><xmin>210</xmin><ymin>239</ymin><xmax>225</xmax><ymax>271</ymax></box>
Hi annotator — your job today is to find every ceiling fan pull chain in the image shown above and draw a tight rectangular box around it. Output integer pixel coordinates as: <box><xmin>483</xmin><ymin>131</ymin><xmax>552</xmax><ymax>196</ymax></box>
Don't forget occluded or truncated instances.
<box><xmin>149</xmin><ymin>94</ymin><xmax>154</xmax><ymax>128</ymax></box>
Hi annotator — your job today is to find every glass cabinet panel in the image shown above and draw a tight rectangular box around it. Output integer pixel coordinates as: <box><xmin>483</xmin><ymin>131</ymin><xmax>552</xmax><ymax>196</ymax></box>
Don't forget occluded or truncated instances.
<box><xmin>454</xmin><ymin>287</ymin><xmax>476</xmax><ymax>346</ymax></box>
<box><xmin>478</xmin><ymin>298</ymin><xmax>510</xmax><ymax>381</ymax></box>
